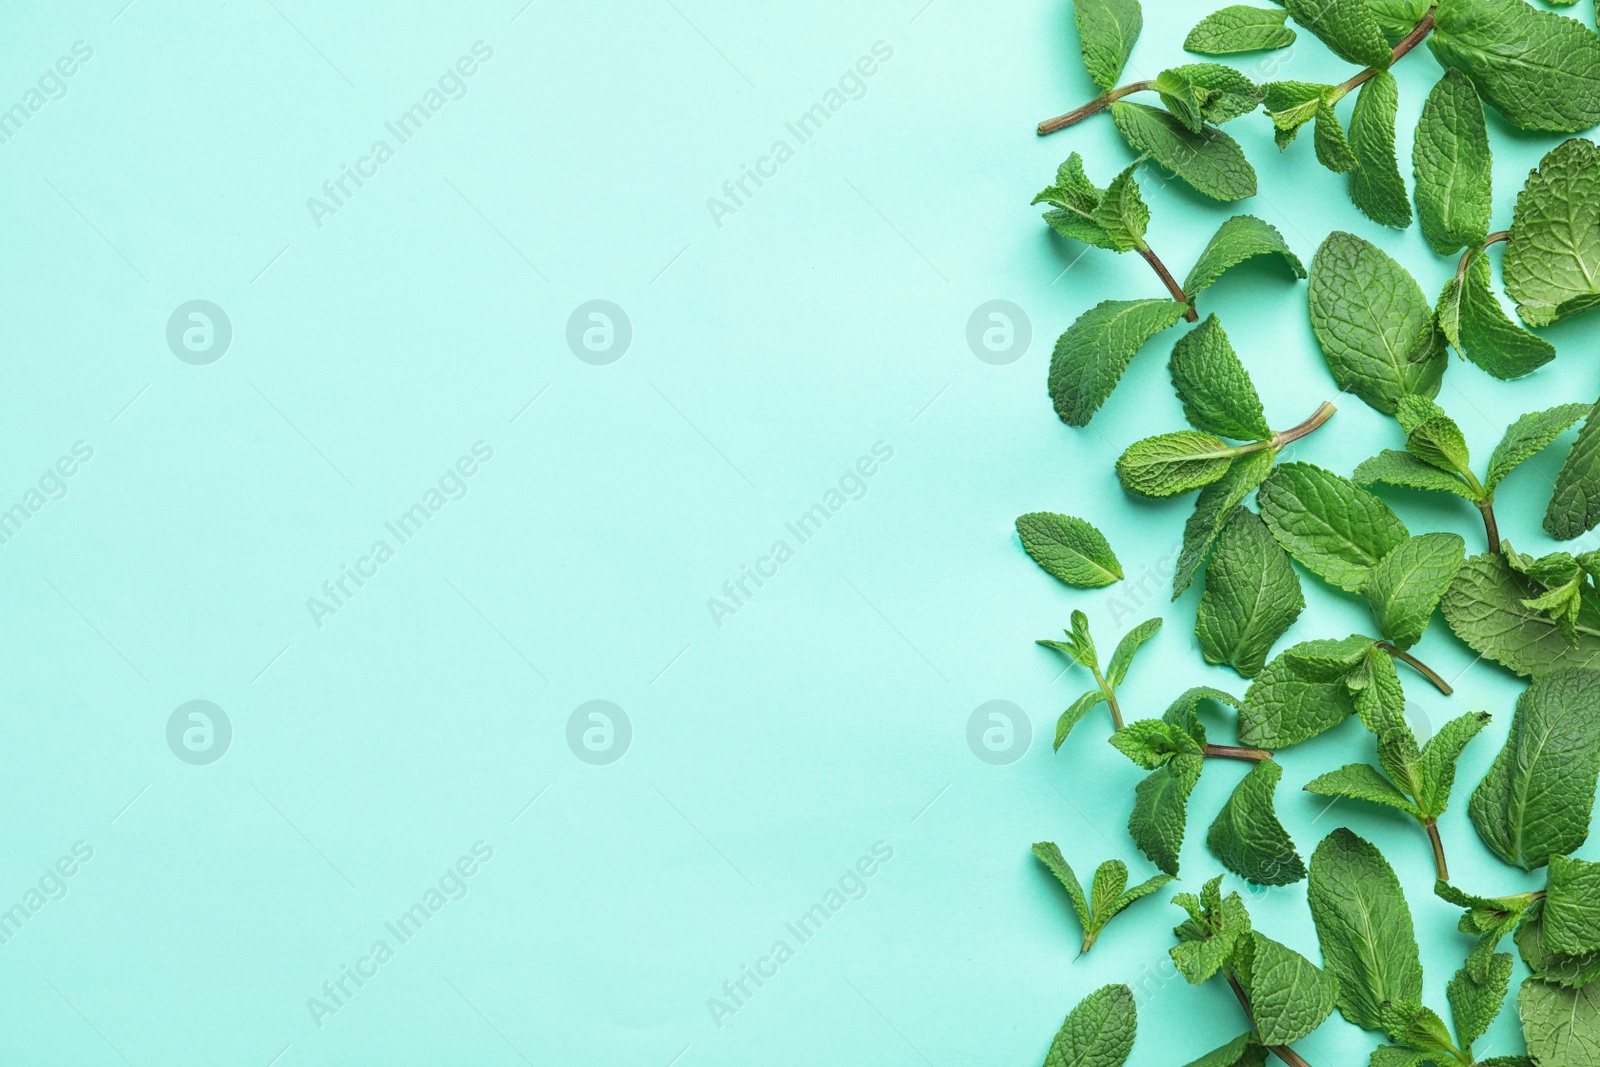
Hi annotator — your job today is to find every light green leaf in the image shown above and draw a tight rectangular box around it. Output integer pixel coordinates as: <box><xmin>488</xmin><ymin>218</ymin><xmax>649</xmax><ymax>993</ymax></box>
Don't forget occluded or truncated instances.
<box><xmin>1035</xmin><ymin>153</ymin><xmax>1119</xmax><ymax>250</ymax></box>
<box><xmin>1314</xmin><ymin>102</ymin><xmax>1358</xmax><ymax>172</ymax></box>
<box><xmin>1017</xmin><ymin>512</ymin><xmax>1124</xmax><ymax>588</ymax></box>
<box><xmin>1185</xmin><ymin>7</ymin><xmax>1295</xmax><ymax>54</ymax></box>
<box><xmin>1544</xmin><ymin>855</ymin><xmax>1600</xmax><ymax>957</ymax></box>
<box><xmin>1089</xmin><ymin>859</ymin><xmax>1128</xmax><ymax>929</ymax></box>
<box><xmin>1116</xmin><ymin>431</ymin><xmax>1236</xmax><ymax>498</ymax></box>
<box><xmin>1546</xmin><ymin>398</ymin><xmax>1600</xmax><ymax>539</ymax></box>
<box><xmin>1506</xmin><ymin>138</ymin><xmax>1600</xmax><ymax>327</ymax></box>
<box><xmin>1108</xmin><ymin>617</ymin><xmax>1163</xmax><ymax>686</ymax></box>
<box><xmin>1197</xmin><ymin>509</ymin><xmax>1305</xmax><ymax>677</ymax></box>
<box><xmin>1050</xmin><ymin>298</ymin><xmax>1190</xmax><ymax>426</ymax></box>
<box><xmin>1258</xmin><ymin>462</ymin><xmax>1410</xmax><ymax>593</ymax></box>
<box><xmin>1207</xmin><ymin>758</ymin><xmax>1307</xmax><ymax>885</ymax></box>
<box><xmin>1181</xmin><ymin>63</ymin><xmax>1265</xmax><ymax>125</ymax></box>
<box><xmin>1032</xmin><ymin>841</ymin><xmax>1092</xmax><ymax>932</ymax></box>
<box><xmin>1519</xmin><ymin>978</ymin><xmax>1600</xmax><ymax>1067</ymax></box>
<box><xmin>1057</xmin><ymin>689</ymin><xmax>1109</xmax><ymax>750</ymax></box>
<box><xmin>1112</xmin><ymin>718</ymin><xmax>1201</xmax><ymax>770</ymax></box>
<box><xmin>1108</xmin><ymin>869</ymin><xmax>1177</xmax><ymax>921</ymax></box>
<box><xmin>1469</xmin><ymin>669</ymin><xmax>1600</xmax><ymax>869</ymax></box>
<box><xmin>1171</xmin><ymin>877</ymin><xmax>1253</xmax><ymax>983</ymax></box>
<box><xmin>1413</xmin><ymin>69</ymin><xmax>1492</xmax><ymax>255</ymax></box>
<box><xmin>1428</xmin><ymin>0</ymin><xmax>1600</xmax><ymax>134</ymax></box>
<box><xmin>1236</xmin><ymin>931</ymin><xmax>1339</xmax><ymax>1043</ymax></box>
<box><xmin>1449</xmin><ymin>950</ymin><xmax>1513</xmax><ymax>1047</ymax></box>
<box><xmin>1284</xmin><ymin>0</ymin><xmax>1393</xmax><ymax>67</ymax></box>
<box><xmin>1043</xmin><ymin>983</ymin><xmax>1138</xmax><ymax>1067</ymax></box>
<box><xmin>1441</xmin><ymin>553</ymin><xmax>1600</xmax><ymax>677</ymax></box>
<box><xmin>1354</xmin><ymin>450</ymin><xmax>1477</xmax><ymax>500</ymax></box>
<box><xmin>1416</xmin><ymin>710</ymin><xmax>1492</xmax><ymax>819</ymax></box>
<box><xmin>1308</xmin><ymin>828</ymin><xmax>1425</xmax><ymax>1033</ymax></box>
<box><xmin>1179</xmin><ymin>1033</ymin><xmax>1267</xmax><ymax>1067</ymax></box>
<box><xmin>1073</xmin><ymin>0</ymin><xmax>1143</xmax><ymax>92</ymax></box>
<box><xmin>1173</xmin><ymin>449</ymin><xmax>1276</xmax><ymax>599</ymax></box>
<box><xmin>1110</xmin><ymin>101</ymin><xmax>1258</xmax><ymax>202</ymax></box>
<box><xmin>1169</xmin><ymin>315</ymin><xmax>1272</xmax><ymax>440</ymax></box>
<box><xmin>1405</xmin><ymin>411</ymin><xmax>1472</xmax><ymax>476</ymax></box>
<box><xmin>1093</xmin><ymin>164</ymin><xmax>1152</xmax><ymax>252</ymax></box>
<box><xmin>1486</xmin><ymin>404</ymin><xmax>1589</xmax><ymax>494</ymax></box>
<box><xmin>1363</xmin><ymin>532</ymin><xmax>1466</xmax><ymax>649</ymax></box>
<box><xmin>1304</xmin><ymin>762</ymin><xmax>1423</xmax><ymax>819</ymax></box>
<box><xmin>1349</xmin><ymin>71</ymin><xmax>1412</xmax><ymax>228</ymax></box>
<box><xmin>1308</xmin><ymin>232</ymin><xmax>1445</xmax><ymax>415</ymax></box>
<box><xmin>1130</xmin><ymin>753</ymin><xmax>1203</xmax><ymax>875</ymax></box>
<box><xmin>1263</xmin><ymin>81</ymin><xmax>1330</xmax><ymax>145</ymax></box>
<box><xmin>1440</xmin><ymin>251</ymin><xmax>1558</xmax><ymax>381</ymax></box>
<box><xmin>1281</xmin><ymin>634</ymin><xmax>1376</xmax><ymax>680</ymax></box>
<box><xmin>1184</xmin><ymin>217</ymin><xmax>1306</xmax><ymax>300</ymax></box>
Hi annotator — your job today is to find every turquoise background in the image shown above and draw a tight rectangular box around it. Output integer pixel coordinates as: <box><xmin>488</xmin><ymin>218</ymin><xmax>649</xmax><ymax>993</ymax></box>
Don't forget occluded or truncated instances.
<box><xmin>1</xmin><ymin>0</ymin><xmax>1596</xmax><ymax>1063</ymax></box>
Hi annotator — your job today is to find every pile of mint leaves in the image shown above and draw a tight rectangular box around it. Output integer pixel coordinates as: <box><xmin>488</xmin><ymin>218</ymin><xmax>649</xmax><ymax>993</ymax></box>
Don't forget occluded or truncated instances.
<box><xmin>1017</xmin><ymin>2</ymin><xmax>1600</xmax><ymax>1065</ymax></box>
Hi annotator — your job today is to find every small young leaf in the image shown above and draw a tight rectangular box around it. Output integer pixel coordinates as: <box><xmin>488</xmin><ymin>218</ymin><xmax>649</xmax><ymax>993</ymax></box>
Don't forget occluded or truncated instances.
<box><xmin>1073</xmin><ymin>0</ymin><xmax>1143</xmax><ymax>92</ymax></box>
<box><xmin>1413</xmin><ymin>69</ymin><xmax>1492</xmax><ymax>255</ymax></box>
<box><xmin>1305</xmin><ymin>762</ymin><xmax>1423</xmax><ymax>818</ymax></box>
<box><xmin>1405</xmin><ymin>411</ymin><xmax>1472</xmax><ymax>476</ymax></box>
<box><xmin>1112</xmin><ymin>719</ymin><xmax>1201</xmax><ymax>770</ymax></box>
<box><xmin>1283</xmin><ymin>0</ymin><xmax>1393</xmax><ymax>67</ymax></box>
<box><xmin>1116</xmin><ymin>431</ymin><xmax>1235</xmax><ymax>498</ymax></box>
<box><xmin>1354</xmin><ymin>450</ymin><xmax>1476</xmax><ymax>500</ymax></box>
<box><xmin>1043</xmin><ymin>983</ymin><xmax>1138</xmax><ymax>1067</ymax></box>
<box><xmin>1035</xmin><ymin>153</ymin><xmax>1119</xmax><ymax>249</ymax></box>
<box><xmin>1505</xmin><ymin>138</ymin><xmax>1600</xmax><ymax>328</ymax></box>
<box><xmin>1016</xmin><ymin>512</ymin><xmax>1124</xmax><ymax>588</ymax></box>
<box><xmin>1207</xmin><ymin>758</ymin><xmax>1307</xmax><ymax>885</ymax></box>
<box><xmin>1185</xmin><ymin>7</ymin><xmax>1294</xmax><ymax>55</ymax></box>
<box><xmin>1169</xmin><ymin>315</ymin><xmax>1272</xmax><ymax>440</ymax></box>
<box><xmin>1236</xmin><ymin>932</ymin><xmax>1339</xmax><ymax>1043</ymax></box>
<box><xmin>1486</xmin><ymin>404</ymin><xmax>1589</xmax><ymax>494</ymax></box>
<box><xmin>1263</xmin><ymin>81</ymin><xmax>1329</xmax><ymax>146</ymax></box>
<box><xmin>1106</xmin><ymin>869</ymin><xmax>1177</xmax><ymax>922</ymax></box>
<box><xmin>1183</xmin><ymin>217</ymin><xmax>1306</xmax><ymax>301</ymax></box>
<box><xmin>1089</xmin><ymin>859</ymin><xmax>1129</xmax><ymax>923</ymax></box>
<box><xmin>1050</xmin><ymin>298</ymin><xmax>1190</xmax><ymax>426</ymax></box>
<box><xmin>1349</xmin><ymin>71</ymin><xmax>1412</xmax><ymax>228</ymax></box>
<box><xmin>1130</xmin><ymin>753</ymin><xmax>1203</xmax><ymax>875</ymax></box>
<box><xmin>1309</xmin><ymin>232</ymin><xmax>1445</xmax><ymax>415</ymax></box>
<box><xmin>1416</xmin><ymin>710</ymin><xmax>1491</xmax><ymax>818</ymax></box>
<box><xmin>1110</xmin><ymin>102</ymin><xmax>1258</xmax><ymax>202</ymax></box>
<box><xmin>1057</xmin><ymin>689</ymin><xmax>1109</xmax><ymax>750</ymax></box>
<box><xmin>1313</xmin><ymin>102</ymin><xmax>1358</xmax><ymax>172</ymax></box>
<box><xmin>1170</xmin><ymin>876</ymin><xmax>1252</xmax><ymax>984</ymax></box>
<box><xmin>1092</xmin><ymin>164</ymin><xmax>1152</xmax><ymax>252</ymax></box>
<box><xmin>1469</xmin><ymin>669</ymin><xmax>1600</xmax><ymax>869</ymax></box>
<box><xmin>1546</xmin><ymin>397</ymin><xmax>1600</xmax><ymax>539</ymax></box>
<box><xmin>1543</xmin><ymin>855</ymin><xmax>1600</xmax><ymax>957</ymax></box>
<box><xmin>1448</xmin><ymin>950</ymin><xmax>1513</xmax><ymax>1047</ymax></box>
<box><xmin>1197</xmin><ymin>509</ymin><xmax>1305</xmax><ymax>677</ymax></box>
<box><xmin>1172</xmin><ymin>450</ymin><xmax>1276</xmax><ymax>599</ymax></box>
<box><xmin>1427</xmin><ymin>0</ymin><xmax>1600</xmax><ymax>134</ymax></box>
<box><xmin>1108</xmin><ymin>617</ymin><xmax>1163</xmax><ymax>686</ymax></box>
<box><xmin>1439</xmin><ymin>251</ymin><xmax>1557</xmax><ymax>380</ymax></box>
<box><xmin>1441</xmin><ymin>553</ymin><xmax>1600</xmax><ymax>677</ymax></box>
<box><xmin>1032</xmin><ymin>841</ymin><xmax>1092</xmax><ymax>933</ymax></box>
<box><xmin>1179</xmin><ymin>63</ymin><xmax>1264</xmax><ymax>125</ymax></box>
<box><xmin>1363</xmin><ymin>532</ymin><xmax>1466</xmax><ymax>650</ymax></box>
<box><xmin>1258</xmin><ymin>462</ymin><xmax>1410</xmax><ymax>593</ymax></box>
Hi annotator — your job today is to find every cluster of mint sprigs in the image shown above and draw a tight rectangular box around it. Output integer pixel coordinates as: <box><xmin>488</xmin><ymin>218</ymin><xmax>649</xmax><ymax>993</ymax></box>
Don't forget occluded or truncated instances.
<box><xmin>1013</xmin><ymin>1</ymin><xmax>1600</xmax><ymax>1065</ymax></box>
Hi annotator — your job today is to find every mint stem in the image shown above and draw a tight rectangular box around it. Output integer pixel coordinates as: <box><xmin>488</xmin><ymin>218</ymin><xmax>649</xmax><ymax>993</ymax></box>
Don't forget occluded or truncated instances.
<box><xmin>1137</xmin><ymin>246</ymin><xmax>1199</xmax><ymax>321</ymax></box>
<box><xmin>1204</xmin><ymin>743</ymin><xmax>1273</xmax><ymax>762</ymax></box>
<box><xmin>1270</xmin><ymin>401</ymin><xmax>1337</xmax><ymax>450</ymax></box>
<box><xmin>1424</xmin><ymin>818</ymin><xmax>1449</xmax><ymax>881</ymax></box>
<box><xmin>1037</xmin><ymin>80</ymin><xmax>1153</xmax><ymax>135</ymax></box>
<box><xmin>1478</xmin><ymin>500</ymin><xmax>1501</xmax><ymax>554</ymax></box>
<box><xmin>1334</xmin><ymin>8</ymin><xmax>1437</xmax><ymax>96</ymax></box>
<box><xmin>1377</xmin><ymin>642</ymin><xmax>1454</xmax><ymax>696</ymax></box>
<box><xmin>1092</xmin><ymin>667</ymin><xmax>1126</xmax><ymax>731</ymax></box>
<box><xmin>1451</xmin><ymin>230</ymin><xmax>1511</xmax><ymax>287</ymax></box>
<box><xmin>1225</xmin><ymin>970</ymin><xmax>1317</xmax><ymax>1067</ymax></box>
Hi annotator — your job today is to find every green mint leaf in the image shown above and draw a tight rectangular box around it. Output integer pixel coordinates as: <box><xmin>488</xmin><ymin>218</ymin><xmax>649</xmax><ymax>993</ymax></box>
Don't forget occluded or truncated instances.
<box><xmin>1305</xmin><ymin>762</ymin><xmax>1424</xmax><ymax>819</ymax></box>
<box><xmin>1072</xmin><ymin>0</ymin><xmax>1143</xmax><ymax>92</ymax></box>
<box><xmin>1354</xmin><ymin>450</ymin><xmax>1477</xmax><ymax>501</ymax></box>
<box><xmin>1449</xmin><ymin>949</ymin><xmax>1514</xmax><ymax>1047</ymax></box>
<box><xmin>1470</xmin><ymin>669</ymin><xmax>1600</xmax><ymax>869</ymax></box>
<box><xmin>1546</xmin><ymin>397</ymin><xmax>1600</xmax><ymax>539</ymax></box>
<box><xmin>1163</xmin><ymin>685</ymin><xmax>1242</xmax><ymax>742</ymax></box>
<box><xmin>1308</xmin><ymin>828</ymin><xmax>1425</xmax><ymax>1034</ymax></box>
<box><xmin>1427</xmin><ymin>0</ymin><xmax>1600</xmax><ymax>134</ymax></box>
<box><xmin>1130</xmin><ymin>753</ymin><xmax>1203</xmax><ymax>875</ymax></box>
<box><xmin>1413</xmin><ymin>69</ymin><xmax>1493</xmax><ymax>255</ymax></box>
<box><xmin>1518</xmin><ymin>977</ymin><xmax>1600</xmax><ymax>1067</ymax></box>
<box><xmin>1518</xmin><ymin>899</ymin><xmax>1600</xmax><ymax>988</ymax></box>
<box><xmin>1395</xmin><ymin>394</ymin><xmax>1446</xmax><ymax>435</ymax></box>
<box><xmin>1177</xmin><ymin>63</ymin><xmax>1265</xmax><ymax>124</ymax></box>
<box><xmin>1183</xmin><ymin>218</ymin><xmax>1307</xmax><ymax>302</ymax></box>
<box><xmin>1043</xmin><ymin>983</ymin><xmax>1138</xmax><ymax>1067</ymax></box>
<box><xmin>1366</xmin><ymin>0</ymin><xmax>1430</xmax><ymax>42</ymax></box>
<box><xmin>1416</xmin><ymin>711</ymin><xmax>1492</xmax><ymax>818</ymax></box>
<box><xmin>1363</xmin><ymin>532</ymin><xmax>1466</xmax><ymax>649</ymax></box>
<box><xmin>1107</xmin><ymin>869</ymin><xmax>1176</xmax><ymax>921</ymax></box>
<box><xmin>1486</xmin><ymin>404</ymin><xmax>1589</xmax><ymax>494</ymax></box>
<box><xmin>1349</xmin><ymin>71</ymin><xmax>1412</xmax><ymax>228</ymax></box>
<box><xmin>1283</xmin><ymin>634</ymin><xmax>1380</xmax><ymax>679</ymax></box>
<box><xmin>1110</xmin><ymin>101</ymin><xmax>1258</xmax><ymax>202</ymax></box>
<box><xmin>1032</xmin><ymin>841</ymin><xmax>1093</xmax><ymax>933</ymax></box>
<box><xmin>1057</xmin><ymin>689</ymin><xmax>1109</xmax><ymax>750</ymax></box>
<box><xmin>1308</xmin><ymin>232</ymin><xmax>1445</xmax><ymax>415</ymax></box>
<box><xmin>1089</xmin><ymin>859</ymin><xmax>1129</xmax><ymax>925</ymax></box>
<box><xmin>1112</xmin><ymin>718</ymin><xmax>1201</xmax><ymax>770</ymax></box>
<box><xmin>1404</xmin><ymin>408</ymin><xmax>1473</xmax><ymax>476</ymax></box>
<box><xmin>1092</xmin><ymin>163</ymin><xmax>1152</xmax><ymax>252</ymax></box>
<box><xmin>1380</xmin><ymin>1004</ymin><xmax>1458</xmax><ymax>1058</ymax></box>
<box><xmin>1441</xmin><ymin>553</ymin><xmax>1600</xmax><ymax>677</ymax></box>
<box><xmin>1207</xmin><ymin>758</ymin><xmax>1307</xmax><ymax>885</ymax></box>
<box><xmin>1505</xmin><ymin>138</ymin><xmax>1600</xmax><ymax>327</ymax></box>
<box><xmin>1263</xmin><ymin>81</ymin><xmax>1330</xmax><ymax>146</ymax></box>
<box><xmin>1543</xmin><ymin>855</ymin><xmax>1600</xmax><ymax>957</ymax></box>
<box><xmin>1151</xmin><ymin>67</ymin><xmax>1212</xmax><ymax>133</ymax></box>
<box><xmin>1366</xmin><ymin>1048</ymin><xmax>1439</xmax><ymax>1067</ymax></box>
<box><xmin>1017</xmin><ymin>512</ymin><xmax>1125</xmax><ymax>588</ymax></box>
<box><xmin>1169</xmin><ymin>315</ymin><xmax>1272</xmax><ymax>439</ymax></box>
<box><xmin>1236</xmin><ymin>931</ymin><xmax>1339</xmax><ymax>1044</ymax></box>
<box><xmin>1108</xmin><ymin>616</ymin><xmax>1163</xmax><ymax>686</ymax></box>
<box><xmin>1179</xmin><ymin>1033</ymin><xmax>1267</xmax><ymax>1067</ymax></box>
<box><xmin>1173</xmin><ymin>449</ymin><xmax>1276</xmax><ymax>599</ymax></box>
<box><xmin>1050</xmin><ymin>298</ymin><xmax>1190</xmax><ymax>426</ymax></box>
<box><xmin>1116</xmin><ymin>431</ymin><xmax>1236</xmax><ymax>498</ymax></box>
<box><xmin>1283</xmin><ymin>0</ymin><xmax>1393</xmax><ymax>67</ymax></box>
<box><xmin>1171</xmin><ymin>876</ymin><xmax>1253</xmax><ymax>983</ymax></box>
<box><xmin>1258</xmin><ymin>461</ymin><xmax>1410</xmax><ymax>593</ymax></box>
<box><xmin>1240</xmin><ymin>642</ymin><xmax>1361</xmax><ymax>747</ymax></box>
<box><xmin>1035</xmin><ymin>153</ymin><xmax>1119</xmax><ymax>250</ymax></box>
<box><xmin>1185</xmin><ymin>7</ymin><xmax>1295</xmax><ymax>54</ymax></box>
<box><xmin>1197</xmin><ymin>509</ymin><xmax>1305</xmax><ymax>677</ymax></box>
<box><xmin>1440</xmin><ymin>251</ymin><xmax>1558</xmax><ymax>380</ymax></box>
<box><xmin>1313</xmin><ymin>102</ymin><xmax>1358</xmax><ymax>172</ymax></box>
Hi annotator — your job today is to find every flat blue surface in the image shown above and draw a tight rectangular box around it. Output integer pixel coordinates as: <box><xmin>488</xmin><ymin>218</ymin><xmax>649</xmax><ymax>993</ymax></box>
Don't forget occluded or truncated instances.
<box><xmin>0</xmin><ymin>1</ymin><xmax>1596</xmax><ymax>1063</ymax></box>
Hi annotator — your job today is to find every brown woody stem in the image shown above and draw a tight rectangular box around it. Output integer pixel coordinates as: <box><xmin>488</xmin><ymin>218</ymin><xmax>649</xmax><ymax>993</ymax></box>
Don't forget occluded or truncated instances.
<box><xmin>1137</xmin><ymin>246</ymin><xmax>1199</xmax><ymax>321</ymax></box>
<box><xmin>1425</xmin><ymin>818</ymin><xmax>1449</xmax><ymax>881</ymax></box>
<box><xmin>1377</xmin><ymin>642</ymin><xmax>1453</xmax><ymax>695</ymax></box>
<box><xmin>1037</xmin><ymin>80</ymin><xmax>1152</xmax><ymax>135</ymax></box>
<box><xmin>1270</xmin><ymin>401</ymin><xmax>1337</xmax><ymax>450</ymax></box>
<box><xmin>1479</xmin><ymin>500</ymin><xmax>1502</xmax><ymax>554</ymax></box>
<box><xmin>1335</xmin><ymin>9</ymin><xmax>1437</xmax><ymax>97</ymax></box>
<box><xmin>1204</xmin><ymin>744</ymin><xmax>1274</xmax><ymax>762</ymax></box>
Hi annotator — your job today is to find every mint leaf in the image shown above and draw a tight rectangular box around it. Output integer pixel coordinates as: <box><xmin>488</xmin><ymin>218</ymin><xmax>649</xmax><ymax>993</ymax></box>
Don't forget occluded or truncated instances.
<box><xmin>1546</xmin><ymin>397</ymin><xmax>1600</xmax><ymax>539</ymax></box>
<box><xmin>1505</xmin><ymin>138</ymin><xmax>1600</xmax><ymax>327</ymax></box>
<box><xmin>1073</xmin><ymin>0</ymin><xmax>1143</xmax><ymax>92</ymax></box>
<box><xmin>1349</xmin><ymin>71</ymin><xmax>1412</xmax><ymax>228</ymax></box>
<box><xmin>1305</xmin><ymin>762</ymin><xmax>1423</xmax><ymax>818</ymax></box>
<box><xmin>1442</xmin><ymin>552</ymin><xmax>1600</xmax><ymax>677</ymax></box>
<box><xmin>1032</xmin><ymin>844</ymin><xmax>1172</xmax><ymax>953</ymax></box>
<box><xmin>1544</xmin><ymin>855</ymin><xmax>1600</xmax><ymax>957</ymax></box>
<box><xmin>1363</xmin><ymin>532</ymin><xmax>1466</xmax><ymax>649</ymax></box>
<box><xmin>1108</xmin><ymin>616</ymin><xmax>1163</xmax><ymax>686</ymax></box>
<box><xmin>1171</xmin><ymin>876</ymin><xmax>1253</xmax><ymax>983</ymax></box>
<box><xmin>1309</xmin><ymin>828</ymin><xmax>1425</xmax><ymax>1034</ymax></box>
<box><xmin>1308</xmin><ymin>232</ymin><xmax>1445</xmax><ymax>414</ymax></box>
<box><xmin>1043</xmin><ymin>983</ymin><xmax>1138</xmax><ymax>1067</ymax></box>
<box><xmin>1283</xmin><ymin>0</ymin><xmax>1393</xmax><ymax>67</ymax></box>
<box><xmin>1035</xmin><ymin>153</ymin><xmax>1119</xmax><ymax>249</ymax></box>
<box><xmin>1168</xmin><ymin>315</ymin><xmax>1270</xmax><ymax>439</ymax></box>
<box><xmin>1197</xmin><ymin>509</ymin><xmax>1305</xmax><ymax>677</ymax></box>
<box><xmin>1314</xmin><ymin>102</ymin><xmax>1358</xmax><ymax>172</ymax></box>
<box><xmin>1428</xmin><ymin>0</ymin><xmax>1600</xmax><ymax>134</ymax></box>
<box><xmin>1367</xmin><ymin>0</ymin><xmax>1429</xmax><ymax>42</ymax></box>
<box><xmin>1258</xmin><ymin>462</ymin><xmax>1410</xmax><ymax>593</ymax></box>
<box><xmin>1519</xmin><ymin>978</ymin><xmax>1600</xmax><ymax>1067</ymax></box>
<box><xmin>1032</xmin><ymin>841</ymin><xmax>1092</xmax><ymax>933</ymax></box>
<box><xmin>1440</xmin><ymin>251</ymin><xmax>1558</xmax><ymax>380</ymax></box>
<box><xmin>1518</xmin><ymin>899</ymin><xmax>1600</xmax><ymax>988</ymax></box>
<box><xmin>1116</xmin><ymin>431</ymin><xmax>1236</xmax><ymax>497</ymax></box>
<box><xmin>1413</xmin><ymin>69</ymin><xmax>1492</xmax><ymax>255</ymax></box>
<box><xmin>1017</xmin><ymin>512</ymin><xmax>1124</xmax><ymax>588</ymax></box>
<box><xmin>1183</xmin><ymin>217</ymin><xmax>1307</xmax><ymax>300</ymax></box>
<box><xmin>1355</xmin><ymin>450</ymin><xmax>1476</xmax><ymax>500</ymax></box>
<box><xmin>1486</xmin><ymin>404</ymin><xmax>1589</xmax><ymax>493</ymax></box>
<box><xmin>1470</xmin><ymin>669</ymin><xmax>1600</xmax><ymax>869</ymax></box>
<box><xmin>1179</xmin><ymin>1033</ymin><xmax>1267</xmax><ymax>1067</ymax></box>
<box><xmin>1449</xmin><ymin>949</ymin><xmax>1513</xmax><ymax>1047</ymax></box>
<box><xmin>1241</xmin><ymin>642</ymin><xmax>1361</xmax><ymax>747</ymax></box>
<box><xmin>1152</xmin><ymin>64</ymin><xmax>1263</xmax><ymax>130</ymax></box>
<box><xmin>1404</xmin><ymin>405</ymin><xmax>1472</xmax><ymax>475</ymax></box>
<box><xmin>1207</xmin><ymin>758</ymin><xmax>1307</xmax><ymax>885</ymax></box>
<box><xmin>1416</xmin><ymin>711</ymin><xmax>1492</xmax><ymax>818</ymax></box>
<box><xmin>1057</xmin><ymin>690</ymin><xmax>1109</xmax><ymax>750</ymax></box>
<box><xmin>1093</xmin><ymin>163</ymin><xmax>1152</xmax><ymax>251</ymax></box>
<box><xmin>1050</xmin><ymin>298</ymin><xmax>1189</xmax><ymax>426</ymax></box>
<box><xmin>1236</xmin><ymin>931</ymin><xmax>1339</xmax><ymax>1043</ymax></box>
<box><xmin>1185</xmin><ymin>7</ymin><xmax>1294</xmax><ymax>54</ymax></box>
<box><xmin>1173</xmin><ymin>449</ymin><xmax>1276</xmax><ymax>599</ymax></box>
<box><xmin>1263</xmin><ymin>81</ymin><xmax>1329</xmax><ymax>146</ymax></box>
<box><xmin>1110</xmin><ymin>102</ymin><xmax>1258</xmax><ymax>202</ymax></box>
<box><xmin>1130</xmin><ymin>753</ymin><xmax>1203</xmax><ymax>875</ymax></box>
<box><xmin>1112</xmin><ymin>719</ymin><xmax>1198</xmax><ymax>769</ymax></box>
